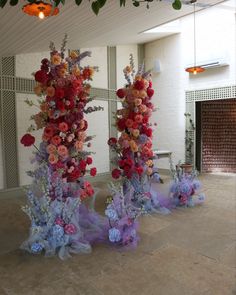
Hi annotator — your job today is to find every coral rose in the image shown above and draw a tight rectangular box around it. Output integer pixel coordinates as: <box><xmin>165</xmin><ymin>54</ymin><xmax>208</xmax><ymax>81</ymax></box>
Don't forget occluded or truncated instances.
<box><xmin>58</xmin><ymin>122</ymin><xmax>69</xmax><ymax>132</ymax></box>
<box><xmin>57</xmin><ymin>145</ymin><xmax>68</xmax><ymax>157</ymax></box>
<box><xmin>46</xmin><ymin>144</ymin><xmax>57</xmax><ymax>154</ymax></box>
<box><xmin>46</xmin><ymin>86</ymin><xmax>55</xmax><ymax>97</ymax></box>
<box><xmin>51</xmin><ymin>135</ymin><xmax>61</xmax><ymax>146</ymax></box>
<box><xmin>48</xmin><ymin>153</ymin><xmax>58</xmax><ymax>164</ymax></box>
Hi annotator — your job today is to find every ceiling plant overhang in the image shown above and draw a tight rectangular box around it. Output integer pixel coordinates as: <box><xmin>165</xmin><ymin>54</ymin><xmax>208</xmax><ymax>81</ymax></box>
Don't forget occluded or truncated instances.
<box><xmin>0</xmin><ymin>0</ymin><xmax>183</xmax><ymax>15</ymax></box>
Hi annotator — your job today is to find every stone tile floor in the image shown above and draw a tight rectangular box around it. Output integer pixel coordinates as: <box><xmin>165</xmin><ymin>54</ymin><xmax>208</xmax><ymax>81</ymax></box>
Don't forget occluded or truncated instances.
<box><xmin>0</xmin><ymin>174</ymin><xmax>235</xmax><ymax>295</ymax></box>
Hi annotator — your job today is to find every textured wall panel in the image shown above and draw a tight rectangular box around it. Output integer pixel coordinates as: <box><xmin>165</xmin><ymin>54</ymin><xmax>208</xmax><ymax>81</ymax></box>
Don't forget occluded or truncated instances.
<box><xmin>1</xmin><ymin>56</ymin><xmax>15</xmax><ymax>76</ymax></box>
<box><xmin>1</xmin><ymin>91</ymin><xmax>19</xmax><ymax>188</ymax></box>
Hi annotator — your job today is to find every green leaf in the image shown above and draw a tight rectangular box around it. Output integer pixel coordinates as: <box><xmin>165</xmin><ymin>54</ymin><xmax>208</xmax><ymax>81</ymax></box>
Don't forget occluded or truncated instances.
<box><xmin>172</xmin><ymin>0</ymin><xmax>182</xmax><ymax>10</ymax></box>
<box><xmin>120</xmin><ymin>0</ymin><xmax>126</xmax><ymax>7</ymax></box>
<box><xmin>10</xmin><ymin>0</ymin><xmax>18</xmax><ymax>6</ymax></box>
<box><xmin>0</xmin><ymin>0</ymin><xmax>8</xmax><ymax>8</ymax></box>
<box><xmin>91</xmin><ymin>1</ymin><xmax>100</xmax><ymax>15</ymax></box>
<box><xmin>133</xmin><ymin>1</ymin><xmax>140</xmax><ymax>7</ymax></box>
<box><xmin>98</xmin><ymin>0</ymin><xmax>106</xmax><ymax>8</ymax></box>
<box><xmin>53</xmin><ymin>0</ymin><xmax>61</xmax><ymax>6</ymax></box>
<box><xmin>60</xmin><ymin>0</ymin><xmax>65</xmax><ymax>4</ymax></box>
<box><xmin>75</xmin><ymin>0</ymin><xmax>82</xmax><ymax>5</ymax></box>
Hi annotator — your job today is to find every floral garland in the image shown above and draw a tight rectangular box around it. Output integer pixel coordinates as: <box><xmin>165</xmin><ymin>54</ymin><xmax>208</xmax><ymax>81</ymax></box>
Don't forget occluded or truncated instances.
<box><xmin>20</xmin><ymin>35</ymin><xmax>103</xmax><ymax>258</ymax></box>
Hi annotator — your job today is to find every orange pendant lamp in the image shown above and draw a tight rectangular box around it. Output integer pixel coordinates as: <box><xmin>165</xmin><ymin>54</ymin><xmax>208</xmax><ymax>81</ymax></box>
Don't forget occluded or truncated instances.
<box><xmin>185</xmin><ymin>3</ymin><xmax>205</xmax><ymax>75</ymax></box>
<box><xmin>22</xmin><ymin>1</ymin><xmax>59</xmax><ymax>19</ymax></box>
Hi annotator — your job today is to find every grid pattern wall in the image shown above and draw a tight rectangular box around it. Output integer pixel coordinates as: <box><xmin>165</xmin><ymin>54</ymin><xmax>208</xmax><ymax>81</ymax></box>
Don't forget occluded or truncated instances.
<box><xmin>1</xmin><ymin>56</ymin><xmax>15</xmax><ymax>76</ymax></box>
<box><xmin>1</xmin><ymin>76</ymin><xmax>15</xmax><ymax>91</ymax></box>
<box><xmin>15</xmin><ymin>77</ymin><xmax>36</xmax><ymax>93</ymax></box>
<box><xmin>1</xmin><ymin>91</ymin><xmax>19</xmax><ymax>188</ymax></box>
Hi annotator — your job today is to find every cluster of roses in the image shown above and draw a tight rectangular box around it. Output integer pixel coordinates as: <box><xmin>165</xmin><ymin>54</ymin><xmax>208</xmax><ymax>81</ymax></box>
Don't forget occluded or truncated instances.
<box><xmin>108</xmin><ymin>67</ymin><xmax>155</xmax><ymax>181</ymax></box>
<box><xmin>21</xmin><ymin>48</ymin><xmax>97</xmax><ymax>200</ymax></box>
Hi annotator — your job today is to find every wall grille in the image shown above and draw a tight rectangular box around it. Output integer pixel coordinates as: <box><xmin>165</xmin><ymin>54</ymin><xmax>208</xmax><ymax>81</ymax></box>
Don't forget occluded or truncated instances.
<box><xmin>1</xmin><ymin>91</ymin><xmax>19</xmax><ymax>188</ymax></box>
<box><xmin>1</xmin><ymin>76</ymin><xmax>15</xmax><ymax>91</ymax></box>
<box><xmin>1</xmin><ymin>56</ymin><xmax>15</xmax><ymax>76</ymax></box>
<box><xmin>15</xmin><ymin>77</ymin><xmax>36</xmax><ymax>93</ymax></box>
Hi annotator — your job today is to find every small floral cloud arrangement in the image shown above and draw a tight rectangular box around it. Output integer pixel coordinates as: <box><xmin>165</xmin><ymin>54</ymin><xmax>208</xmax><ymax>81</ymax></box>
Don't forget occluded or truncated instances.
<box><xmin>169</xmin><ymin>163</ymin><xmax>205</xmax><ymax>207</ymax></box>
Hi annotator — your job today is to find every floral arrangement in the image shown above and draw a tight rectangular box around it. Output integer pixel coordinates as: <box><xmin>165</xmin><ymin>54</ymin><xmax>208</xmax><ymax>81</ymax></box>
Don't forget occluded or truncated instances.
<box><xmin>169</xmin><ymin>163</ymin><xmax>205</xmax><ymax>207</ymax></box>
<box><xmin>107</xmin><ymin>55</ymin><xmax>170</xmax><ymax>214</ymax></box>
<box><xmin>20</xmin><ymin>35</ymin><xmax>103</xmax><ymax>258</ymax></box>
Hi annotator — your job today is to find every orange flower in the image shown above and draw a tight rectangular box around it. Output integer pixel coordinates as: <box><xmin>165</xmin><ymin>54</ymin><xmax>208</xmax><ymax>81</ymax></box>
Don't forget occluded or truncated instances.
<box><xmin>70</xmin><ymin>51</ymin><xmax>78</xmax><ymax>59</ymax></box>
<box><xmin>77</xmin><ymin>132</ymin><xmax>86</xmax><ymax>141</ymax></box>
<box><xmin>139</xmin><ymin>90</ymin><xmax>147</xmax><ymax>98</ymax></box>
<box><xmin>132</xmin><ymin>89</ymin><xmax>139</xmax><ymax>97</ymax></box>
<box><xmin>132</xmin><ymin>129</ymin><xmax>140</xmax><ymax>138</ymax></box>
<box><xmin>46</xmin><ymin>144</ymin><xmax>57</xmax><ymax>154</ymax></box>
<box><xmin>40</xmin><ymin>102</ymin><xmax>49</xmax><ymax>112</ymax></box>
<box><xmin>58</xmin><ymin>122</ymin><xmax>68</xmax><ymax>132</ymax></box>
<box><xmin>46</xmin><ymin>86</ymin><xmax>55</xmax><ymax>97</ymax></box>
<box><xmin>57</xmin><ymin>145</ymin><xmax>68</xmax><ymax>157</ymax></box>
<box><xmin>125</xmin><ymin>119</ymin><xmax>133</xmax><ymax>128</ymax></box>
<box><xmin>48</xmin><ymin>153</ymin><xmax>58</xmax><ymax>164</ymax></box>
<box><xmin>51</xmin><ymin>54</ymin><xmax>61</xmax><ymax>65</ymax></box>
<box><xmin>51</xmin><ymin>135</ymin><xmax>61</xmax><ymax>146</ymax></box>
<box><xmin>75</xmin><ymin>141</ymin><xmax>83</xmax><ymax>151</ymax></box>
<box><xmin>134</xmin><ymin>98</ymin><xmax>142</xmax><ymax>106</ymax></box>
<box><xmin>139</xmin><ymin>104</ymin><xmax>147</xmax><ymax>113</ymax></box>
<box><xmin>129</xmin><ymin>140</ymin><xmax>138</xmax><ymax>152</ymax></box>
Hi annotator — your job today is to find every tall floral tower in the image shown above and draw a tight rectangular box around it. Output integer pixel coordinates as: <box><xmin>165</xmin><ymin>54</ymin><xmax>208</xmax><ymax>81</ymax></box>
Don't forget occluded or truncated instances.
<box><xmin>20</xmin><ymin>36</ymin><xmax>103</xmax><ymax>259</ymax></box>
<box><xmin>105</xmin><ymin>57</ymin><xmax>170</xmax><ymax>248</ymax></box>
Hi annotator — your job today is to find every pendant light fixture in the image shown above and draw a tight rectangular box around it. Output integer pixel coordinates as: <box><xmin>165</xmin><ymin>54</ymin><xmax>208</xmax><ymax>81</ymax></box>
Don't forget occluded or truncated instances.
<box><xmin>22</xmin><ymin>1</ymin><xmax>59</xmax><ymax>19</ymax></box>
<box><xmin>185</xmin><ymin>3</ymin><xmax>205</xmax><ymax>75</ymax></box>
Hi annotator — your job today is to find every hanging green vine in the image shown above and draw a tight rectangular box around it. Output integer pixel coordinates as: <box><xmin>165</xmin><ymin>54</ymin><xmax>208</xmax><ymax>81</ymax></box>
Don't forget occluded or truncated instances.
<box><xmin>0</xmin><ymin>0</ymin><xmax>182</xmax><ymax>15</ymax></box>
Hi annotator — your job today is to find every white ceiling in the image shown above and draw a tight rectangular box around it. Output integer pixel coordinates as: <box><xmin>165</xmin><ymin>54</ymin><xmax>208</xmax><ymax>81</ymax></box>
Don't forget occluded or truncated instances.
<box><xmin>0</xmin><ymin>0</ymin><xmax>227</xmax><ymax>57</ymax></box>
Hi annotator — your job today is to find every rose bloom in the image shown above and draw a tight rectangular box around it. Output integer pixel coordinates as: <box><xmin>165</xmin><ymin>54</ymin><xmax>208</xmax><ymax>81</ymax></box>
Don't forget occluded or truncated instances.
<box><xmin>90</xmin><ymin>167</ymin><xmax>97</xmax><ymax>177</ymax></box>
<box><xmin>58</xmin><ymin>122</ymin><xmax>69</xmax><ymax>132</ymax></box>
<box><xmin>67</xmin><ymin>134</ymin><xmax>74</xmax><ymax>143</ymax></box>
<box><xmin>46</xmin><ymin>144</ymin><xmax>57</xmax><ymax>154</ymax></box>
<box><xmin>134</xmin><ymin>98</ymin><xmax>142</xmax><ymax>106</ymax></box>
<box><xmin>51</xmin><ymin>54</ymin><xmax>61</xmax><ymax>65</ymax></box>
<box><xmin>107</xmin><ymin>137</ymin><xmax>117</xmax><ymax>146</ymax></box>
<box><xmin>112</xmin><ymin>168</ymin><xmax>121</xmax><ymax>179</ymax></box>
<box><xmin>146</xmin><ymin>160</ymin><xmax>153</xmax><ymax>167</ymax></box>
<box><xmin>55</xmin><ymin>87</ymin><xmax>65</xmax><ymax>99</ymax></box>
<box><xmin>121</xmin><ymin>132</ymin><xmax>129</xmax><ymax>140</ymax></box>
<box><xmin>20</xmin><ymin>133</ymin><xmax>35</xmax><ymax>147</ymax></box>
<box><xmin>58</xmin><ymin>67</ymin><xmax>67</xmax><ymax>77</ymax></box>
<box><xmin>34</xmin><ymin>70</ymin><xmax>48</xmax><ymax>84</ymax></box>
<box><xmin>117</xmin><ymin>118</ymin><xmax>126</xmax><ymax>131</ymax></box>
<box><xmin>64</xmin><ymin>223</ymin><xmax>77</xmax><ymax>235</ymax></box>
<box><xmin>129</xmin><ymin>140</ymin><xmax>138</xmax><ymax>153</ymax></box>
<box><xmin>34</xmin><ymin>84</ymin><xmax>42</xmax><ymax>96</ymax></box>
<box><xmin>139</xmin><ymin>90</ymin><xmax>147</xmax><ymax>99</ymax></box>
<box><xmin>44</xmin><ymin>126</ymin><xmax>54</xmax><ymax>139</ymax></box>
<box><xmin>72</xmin><ymin>66</ymin><xmax>80</xmax><ymax>77</ymax></box>
<box><xmin>51</xmin><ymin>135</ymin><xmax>61</xmax><ymax>146</ymax></box>
<box><xmin>125</xmin><ymin>119</ymin><xmax>134</xmax><ymax>128</ymax></box>
<box><xmin>75</xmin><ymin>140</ymin><xmax>83</xmax><ymax>151</ymax></box>
<box><xmin>132</xmin><ymin>89</ymin><xmax>140</xmax><ymax>97</ymax></box>
<box><xmin>86</xmin><ymin>157</ymin><xmax>93</xmax><ymax>165</ymax></box>
<box><xmin>46</xmin><ymin>86</ymin><xmax>55</xmax><ymax>97</ymax></box>
<box><xmin>77</xmin><ymin>132</ymin><xmax>86</xmax><ymax>141</ymax></box>
<box><xmin>121</xmin><ymin>139</ymin><xmax>129</xmax><ymax>149</ymax></box>
<box><xmin>132</xmin><ymin>129</ymin><xmax>140</xmax><ymax>138</ymax></box>
<box><xmin>139</xmin><ymin>104</ymin><xmax>147</xmax><ymax>113</ymax></box>
<box><xmin>134</xmin><ymin>114</ymin><xmax>143</xmax><ymax>123</ymax></box>
<box><xmin>48</xmin><ymin>153</ymin><xmax>58</xmax><ymax>164</ymax></box>
<box><xmin>57</xmin><ymin>145</ymin><xmax>68</xmax><ymax>157</ymax></box>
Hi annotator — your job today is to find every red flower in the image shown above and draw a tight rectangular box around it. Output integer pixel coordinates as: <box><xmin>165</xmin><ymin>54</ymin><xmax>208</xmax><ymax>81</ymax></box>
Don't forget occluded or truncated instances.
<box><xmin>116</xmin><ymin>88</ymin><xmax>126</xmax><ymax>99</ymax></box>
<box><xmin>147</xmin><ymin>88</ymin><xmax>154</xmax><ymax>98</ymax></box>
<box><xmin>55</xmin><ymin>87</ymin><xmax>65</xmax><ymax>99</ymax></box>
<box><xmin>34</xmin><ymin>70</ymin><xmax>48</xmax><ymax>84</ymax></box>
<box><xmin>67</xmin><ymin>168</ymin><xmax>81</xmax><ymax>182</ymax></box>
<box><xmin>107</xmin><ymin>137</ymin><xmax>117</xmax><ymax>146</ymax></box>
<box><xmin>135</xmin><ymin>166</ymin><xmax>144</xmax><ymax>175</ymax></box>
<box><xmin>134</xmin><ymin>80</ymin><xmax>145</xmax><ymax>90</ymax></box>
<box><xmin>90</xmin><ymin>167</ymin><xmax>97</xmax><ymax>177</ymax></box>
<box><xmin>145</xmin><ymin>128</ymin><xmax>153</xmax><ymax>137</ymax></box>
<box><xmin>20</xmin><ymin>133</ymin><xmax>35</xmax><ymax>147</ymax></box>
<box><xmin>86</xmin><ymin>157</ymin><xmax>93</xmax><ymax>165</ymax></box>
<box><xmin>117</xmin><ymin>118</ymin><xmax>126</xmax><ymax>131</ymax></box>
<box><xmin>56</xmin><ymin>100</ymin><xmax>66</xmax><ymax>112</ymax></box>
<box><xmin>79</xmin><ymin>160</ymin><xmax>87</xmax><ymax>170</ymax></box>
<box><xmin>112</xmin><ymin>168</ymin><xmax>121</xmax><ymax>179</ymax></box>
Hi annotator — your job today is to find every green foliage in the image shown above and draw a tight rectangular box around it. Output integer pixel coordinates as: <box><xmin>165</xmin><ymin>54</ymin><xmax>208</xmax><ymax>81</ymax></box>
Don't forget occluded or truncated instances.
<box><xmin>1</xmin><ymin>0</ymin><xmax>183</xmax><ymax>13</ymax></box>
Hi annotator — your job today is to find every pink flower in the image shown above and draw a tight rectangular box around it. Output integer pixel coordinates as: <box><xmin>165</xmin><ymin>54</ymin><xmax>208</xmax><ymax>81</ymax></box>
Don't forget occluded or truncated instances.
<box><xmin>58</xmin><ymin>122</ymin><xmax>69</xmax><ymax>132</ymax></box>
<box><xmin>90</xmin><ymin>167</ymin><xmax>97</xmax><ymax>177</ymax></box>
<box><xmin>46</xmin><ymin>144</ymin><xmax>57</xmax><ymax>154</ymax></box>
<box><xmin>48</xmin><ymin>153</ymin><xmax>58</xmax><ymax>164</ymax></box>
<box><xmin>134</xmin><ymin>114</ymin><xmax>143</xmax><ymax>123</ymax></box>
<box><xmin>64</xmin><ymin>223</ymin><xmax>77</xmax><ymax>235</ymax></box>
<box><xmin>51</xmin><ymin>135</ymin><xmax>62</xmax><ymax>146</ymax></box>
<box><xmin>57</xmin><ymin>145</ymin><xmax>68</xmax><ymax>157</ymax></box>
<box><xmin>125</xmin><ymin>119</ymin><xmax>134</xmax><ymax>128</ymax></box>
<box><xmin>55</xmin><ymin>217</ymin><xmax>65</xmax><ymax>227</ymax></box>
